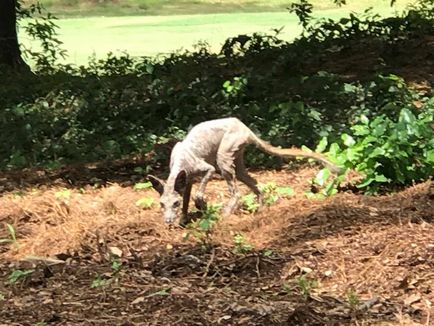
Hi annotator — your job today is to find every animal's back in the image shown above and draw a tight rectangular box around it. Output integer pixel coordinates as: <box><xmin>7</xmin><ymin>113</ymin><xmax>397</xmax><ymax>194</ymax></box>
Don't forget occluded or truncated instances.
<box><xmin>181</xmin><ymin>117</ymin><xmax>251</xmax><ymax>163</ymax></box>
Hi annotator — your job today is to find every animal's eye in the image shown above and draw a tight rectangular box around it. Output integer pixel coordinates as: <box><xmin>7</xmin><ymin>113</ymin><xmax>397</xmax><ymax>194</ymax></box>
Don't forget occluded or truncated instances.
<box><xmin>173</xmin><ymin>201</ymin><xmax>181</xmax><ymax>208</ymax></box>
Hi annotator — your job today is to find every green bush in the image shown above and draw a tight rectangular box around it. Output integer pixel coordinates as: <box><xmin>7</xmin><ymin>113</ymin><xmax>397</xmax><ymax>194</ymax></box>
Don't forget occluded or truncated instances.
<box><xmin>325</xmin><ymin>100</ymin><xmax>434</xmax><ymax>193</ymax></box>
<box><xmin>1</xmin><ymin>0</ymin><xmax>433</xmax><ymax>201</ymax></box>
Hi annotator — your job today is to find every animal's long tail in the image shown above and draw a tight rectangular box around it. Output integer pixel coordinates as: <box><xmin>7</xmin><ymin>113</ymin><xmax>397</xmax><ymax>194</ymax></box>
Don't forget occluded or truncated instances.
<box><xmin>249</xmin><ymin>132</ymin><xmax>342</xmax><ymax>173</ymax></box>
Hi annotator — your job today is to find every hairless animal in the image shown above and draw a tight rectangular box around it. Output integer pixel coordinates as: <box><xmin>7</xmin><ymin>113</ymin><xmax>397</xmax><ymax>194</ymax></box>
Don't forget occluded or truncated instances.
<box><xmin>148</xmin><ymin>117</ymin><xmax>341</xmax><ymax>225</ymax></box>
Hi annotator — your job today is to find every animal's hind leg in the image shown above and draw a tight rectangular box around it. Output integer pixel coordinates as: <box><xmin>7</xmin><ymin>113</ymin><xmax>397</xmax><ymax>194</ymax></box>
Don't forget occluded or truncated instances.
<box><xmin>235</xmin><ymin>152</ymin><xmax>264</xmax><ymax>207</ymax></box>
<box><xmin>216</xmin><ymin>135</ymin><xmax>244</xmax><ymax>217</ymax></box>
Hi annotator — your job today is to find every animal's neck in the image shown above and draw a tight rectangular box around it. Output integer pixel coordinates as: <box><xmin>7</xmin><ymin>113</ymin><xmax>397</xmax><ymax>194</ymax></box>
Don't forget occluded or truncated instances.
<box><xmin>166</xmin><ymin>153</ymin><xmax>191</xmax><ymax>190</ymax></box>
<box><xmin>170</xmin><ymin>147</ymin><xmax>195</xmax><ymax>176</ymax></box>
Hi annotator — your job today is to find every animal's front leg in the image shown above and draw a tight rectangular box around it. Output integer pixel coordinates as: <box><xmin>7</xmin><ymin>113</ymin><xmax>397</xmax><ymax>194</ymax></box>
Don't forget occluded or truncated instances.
<box><xmin>193</xmin><ymin>161</ymin><xmax>215</xmax><ymax>211</ymax></box>
<box><xmin>179</xmin><ymin>182</ymin><xmax>193</xmax><ymax>226</ymax></box>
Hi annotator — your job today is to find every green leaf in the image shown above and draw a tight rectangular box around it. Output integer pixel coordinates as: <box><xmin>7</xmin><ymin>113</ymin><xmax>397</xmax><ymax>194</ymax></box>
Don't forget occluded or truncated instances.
<box><xmin>369</xmin><ymin>147</ymin><xmax>386</xmax><ymax>158</ymax></box>
<box><xmin>357</xmin><ymin>178</ymin><xmax>374</xmax><ymax>188</ymax></box>
<box><xmin>346</xmin><ymin>147</ymin><xmax>360</xmax><ymax>162</ymax></box>
<box><xmin>353</xmin><ymin>125</ymin><xmax>370</xmax><ymax>136</ymax></box>
<box><xmin>426</xmin><ymin>149</ymin><xmax>434</xmax><ymax>163</ymax></box>
<box><xmin>315</xmin><ymin>137</ymin><xmax>328</xmax><ymax>153</ymax></box>
<box><xmin>134</xmin><ymin>182</ymin><xmax>152</xmax><ymax>190</ymax></box>
<box><xmin>8</xmin><ymin>269</ymin><xmax>33</xmax><ymax>284</ymax></box>
<box><xmin>399</xmin><ymin>108</ymin><xmax>416</xmax><ymax>125</ymax></box>
<box><xmin>341</xmin><ymin>134</ymin><xmax>356</xmax><ymax>147</ymax></box>
<box><xmin>301</xmin><ymin>145</ymin><xmax>313</xmax><ymax>153</ymax></box>
<box><xmin>328</xmin><ymin>143</ymin><xmax>341</xmax><ymax>157</ymax></box>
<box><xmin>314</xmin><ymin>168</ymin><xmax>331</xmax><ymax>187</ymax></box>
<box><xmin>360</xmin><ymin>115</ymin><xmax>369</xmax><ymax>124</ymax></box>
<box><xmin>374</xmin><ymin>174</ymin><xmax>390</xmax><ymax>183</ymax></box>
<box><xmin>199</xmin><ymin>218</ymin><xmax>211</xmax><ymax>231</ymax></box>
<box><xmin>275</xmin><ymin>186</ymin><xmax>295</xmax><ymax>197</ymax></box>
<box><xmin>135</xmin><ymin>197</ymin><xmax>154</xmax><ymax>209</ymax></box>
<box><xmin>146</xmin><ymin>288</ymin><xmax>171</xmax><ymax>298</ymax></box>
<box><xmin>6</xmin><ymin>223</ymin><xmax>17</xmax><ymax>242</ymax></box>
<box><xmin>372</xmin><ymin>123</ymin><xmax>387</xmax><ymax>137</ymax></box>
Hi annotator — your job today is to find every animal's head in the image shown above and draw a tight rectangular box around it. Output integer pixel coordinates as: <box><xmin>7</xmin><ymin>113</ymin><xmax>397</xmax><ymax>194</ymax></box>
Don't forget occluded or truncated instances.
<box><xmin>148</xmin><ymin>170</ymin><xmax>187</xmax><ymax>224</ymax></box>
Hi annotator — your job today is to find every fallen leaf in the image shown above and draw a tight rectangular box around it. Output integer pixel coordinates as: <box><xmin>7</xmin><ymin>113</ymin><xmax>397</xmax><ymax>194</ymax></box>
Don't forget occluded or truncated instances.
<box><xmin>131</xmin><ymin>296</ymin><xmax>145</xmax><ymax>305</ymax></box>
<box><xmin>404</xmin><ymin>293</ymin><xmax>421</xmax><ymax>306</ymax></box>
<box><xmin>218</xmin><ymin>315</ymin><xmax>231</xmax><ymax>323</ymax></box>
<box><xmin>301</xmin><ymin>267</ymin><xmax>313</xmax><ymax>274</ymax></box>
<box><xmin>324</xmin><ymin>270</ymin><xmax>333</xmax><ymax>277</ymax></box>
<box><xmin>108</xmin><ymin>246</ymin><xmax>122</xmax><ymax>257</ymax></box>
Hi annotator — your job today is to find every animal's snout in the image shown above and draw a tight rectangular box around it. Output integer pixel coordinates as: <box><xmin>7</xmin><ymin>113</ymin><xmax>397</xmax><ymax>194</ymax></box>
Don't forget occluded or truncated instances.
<box><xmin>163</xmin><ymin>213</ymin><xmax>177</xmax><ymax>224</ymax></box>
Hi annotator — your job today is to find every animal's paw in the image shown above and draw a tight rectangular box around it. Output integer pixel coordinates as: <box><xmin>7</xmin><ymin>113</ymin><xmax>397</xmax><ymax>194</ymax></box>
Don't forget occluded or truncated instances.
<box><xmin>222</xmin><ymin>202</ymin><xmax>239</xmax><ymax>217</ymax></box>
<box><xmin>179</xmin><ymin>211</ymin><xmax>202</xmax><ymax>227</ymax></box>
<box><xmin>256</xmin><ymin>194</ymin><xmax>264</xmax><ymax>212</ymax></box>
<box><xmin>194</xmin><ymin>196</ymin><xmax>207</xmax><ymax>211</ymax></box>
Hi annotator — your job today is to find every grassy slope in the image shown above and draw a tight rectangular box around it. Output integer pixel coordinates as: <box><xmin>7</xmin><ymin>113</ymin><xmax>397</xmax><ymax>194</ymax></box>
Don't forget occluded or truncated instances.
<box><xmin>19</xmin><ymin>3</ymin><xmax>412</xmax><ymax>65</ymax></box>
<box><xmin>30</xmin><ymin>0</ymin><xmax>414</xmax><ymax>17</ymax></box>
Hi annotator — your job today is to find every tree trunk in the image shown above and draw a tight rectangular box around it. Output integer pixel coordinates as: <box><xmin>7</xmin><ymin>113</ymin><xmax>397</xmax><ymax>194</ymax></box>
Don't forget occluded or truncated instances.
<box><xmin>0</xmin><ymin>0</ymin><xmax>31</xmax><ymax>71</ymax></box>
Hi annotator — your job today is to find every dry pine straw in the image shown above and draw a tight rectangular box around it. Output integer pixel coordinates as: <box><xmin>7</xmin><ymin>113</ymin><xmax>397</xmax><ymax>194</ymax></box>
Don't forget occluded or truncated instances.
<box><xmin>0</xmin><ymin>169</ymin><xmax>433</xmax><ymax>318</ymax></box>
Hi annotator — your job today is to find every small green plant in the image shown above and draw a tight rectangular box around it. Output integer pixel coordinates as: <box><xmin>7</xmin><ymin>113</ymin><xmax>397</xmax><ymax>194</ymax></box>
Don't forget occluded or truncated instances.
<box><xmin>275</xmin><ymin>186</ymin><xmax>295</xmax><ymax>197</ymax></box>
<box><xmin>0</xmin><ymin>223</ymin><xmax>18</xmax><ymax>245</ymax></box>
<box><xmin>111</xmin><ymin>258</ymin><xmax>122</xmax><ymax>274</ymax></box>
<box><xmin>262</xmin><ymin>248</ymin><xmax>275</xmax><ymax>257</ymax></box>
<box><xmin>282</xmin><ymin>283</ymin><xmax>292</xmax><ymax>296</ymax></box>
<box><xmin>135</xmin><ymin>197</ymin><xmax>154</xmax><ymax>209</ymax></box>
<box><xmin>183</xmin><ymin>203</ymin><xmax>222</xmax><ymax>244</ymax></box>
<box><xmin>241</xmin><ymin>193</ymin><xmax>260</xmax><ymax>213</ymax></box>
<box><xmin>8</xmin><ymin>269</ymin><xmax>33</xmax><ymax>284</ymax></box>
<box><xmin>260</xmin><ymin>182</ymin><xmax>279</xmax><ymax>206</ymax></box>
<box><xmin>196</xmin><ymin>203</ymin><xmax>222</xmax><ymax>232</ymax></box>
<box><xmin>295</xmin><ymin>275</ymin><xmax>318</xmax><ymax>299</ymax></box>
<box><xmin>90</xmin><ymin>274</ymin><xmax>110</xmax><ymax>289</ymax></box>
<box><xmin>242</xmin><ymin>183</ymin><xmax>294</xmax><ymax>212</ymax></box>
<box><xmin>54</xmin><ymin>189</ymin><xmax>71</xmax><ymax>200</ymax></box>
<box><xmin>133</xmin><ymin>181</ymin><xmax>152</xmax><ymax>190</ymax></box>
<box><xmin>222</xmin><ymin>76</ymin><xmax>247</xmax><ymax>97</ymax></box>
<box><xmin>0</xmin><ymin>292</ymin><xmax>5</xmax><ymax>301</ymax></box>
<box><xmin>346</xmin><ymin>288</ymin><xmax>360</xmax><ymax>309</ymax></box>
<box><xmin>310</xmin><ymin>166</ymin><xmax>347</xmax><ymax>199</ymax></box>
<box><xmin>232</xmin><ymin>233</ymin><xmax>253</xmax><ymax>254</ymax></box>
<box><xmin>35</xmin><ymin>322</ymin><xmax>48</xmax><ymax>326</ymax></box>
<box><xmin>146</xmin><ymin>288</ymin><xmax>171</xmax><ymax>298</ymax></box>
<box><xmin>282</xmin><ymin>275</ymin><xmax>318</xmax><ymax>300</ymax></box>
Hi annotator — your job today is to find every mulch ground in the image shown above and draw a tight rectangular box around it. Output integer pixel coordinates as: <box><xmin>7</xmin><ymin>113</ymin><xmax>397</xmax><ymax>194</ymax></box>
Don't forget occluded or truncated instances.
<box><xmin>0</xmin><ymin>166</ymin><xmax>433</xmax><ymax>326</ymax></box>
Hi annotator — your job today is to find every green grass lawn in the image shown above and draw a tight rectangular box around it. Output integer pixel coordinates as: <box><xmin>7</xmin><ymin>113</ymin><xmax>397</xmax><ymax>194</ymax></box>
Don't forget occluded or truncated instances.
<box><xmin>32</xmin><ymin>0</ymin><xmax>415</xmax><ymax>17</ymax></box>
<box><xmin>19</xmin><ymin>3</ymin><xmax>412</xmax><ymax>66</ymax></box>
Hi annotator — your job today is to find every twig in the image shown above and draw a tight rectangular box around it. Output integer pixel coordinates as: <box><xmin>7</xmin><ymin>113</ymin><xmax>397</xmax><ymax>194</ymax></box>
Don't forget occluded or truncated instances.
<box><xmin>202</xmin><ymin>247</ymin><xmax>215</xmax><ymax>278</ymax></box>
<box><xmin>255</xmin><ymin>255</ymin><xmax>261</xmax><ymax>278</ymax></box>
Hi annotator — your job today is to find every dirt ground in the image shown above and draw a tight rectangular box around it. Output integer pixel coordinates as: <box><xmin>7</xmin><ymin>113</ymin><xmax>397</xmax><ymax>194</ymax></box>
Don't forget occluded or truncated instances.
<box><xmin>0</xmin><ymin>166</ymin><xmax>433</xmax><ymax>326</ymax></box>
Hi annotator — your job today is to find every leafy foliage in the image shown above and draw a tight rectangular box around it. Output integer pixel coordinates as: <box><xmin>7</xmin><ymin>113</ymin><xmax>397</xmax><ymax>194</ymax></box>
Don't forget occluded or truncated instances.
<box><xmin>1</xmin><ymin>1</ymin><xmax>432</xmax><ymax>196</ymax></box>
<box><xmin>233</xmin><ymin>233</ymin><xmax>253</xmax><ymax>254</ymax></box>
<box><xmin>8</xmin><ymin>269</ymin><xmax>33</xmax><ymax>284</ymax></box>
<box><xmin>183</xmin><ymin>203</ymin><xmax>222</xmax><ymax>244</ymax></box>
<box><xmin>135</xmin><ymin>197</ymin><xmax>154</xmax><ymax>209</ymax></box>
<box><xmin>0</xmin><ymin>223</ymin><xmax>18</xmax><ymax>245</ymax></box>
<box><xmin>242</xmin><ymin>182</ymin><xmax>295</xmax><ymax>212</ymax></box>
<box><xmin>16</xmin><ymin>0</ymin><xmax>66</xmax><ymax>71</ymax></box>
<box><xmin>325</xmin><ymin>103</ymin><xmax>434</xmax><ymax>193</ymax></box>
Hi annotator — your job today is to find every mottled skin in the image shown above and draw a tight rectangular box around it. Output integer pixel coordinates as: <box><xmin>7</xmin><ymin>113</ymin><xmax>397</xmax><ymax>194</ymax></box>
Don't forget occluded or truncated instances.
<box><xmin>149</xmin><ymin>117</ymin><xmax>341</xmax><ymax>225</ymax></box>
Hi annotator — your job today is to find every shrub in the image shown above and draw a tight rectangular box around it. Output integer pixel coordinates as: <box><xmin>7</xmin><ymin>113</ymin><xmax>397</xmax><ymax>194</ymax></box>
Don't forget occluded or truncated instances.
<box><xmin>325</xmin><ymin>100</ymin><xmax>434</xmax><ymax>193</ymax></box>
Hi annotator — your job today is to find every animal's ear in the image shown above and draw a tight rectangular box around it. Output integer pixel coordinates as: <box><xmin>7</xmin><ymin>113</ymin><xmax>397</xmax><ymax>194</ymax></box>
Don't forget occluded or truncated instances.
<box><xmin>147</xmin><ymin>175</ymin><xmax>165</xmax><ymax>196</ymax></box>
<box><xmin>174</xmin><ymin>170</ymin><xmax>187</xmax><ymax>193</ymax></box>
